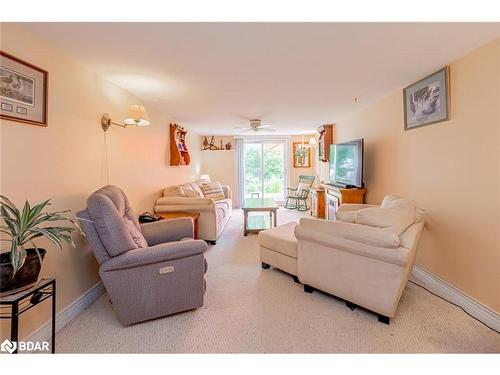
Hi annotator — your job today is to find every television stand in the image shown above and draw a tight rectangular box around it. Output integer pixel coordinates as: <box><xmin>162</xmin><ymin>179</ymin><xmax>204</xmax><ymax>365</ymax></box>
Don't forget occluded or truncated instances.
<box><xmin>321</xmin><ymin>184</ymin><xmax>367</xmax><ymax>221</ymax></box>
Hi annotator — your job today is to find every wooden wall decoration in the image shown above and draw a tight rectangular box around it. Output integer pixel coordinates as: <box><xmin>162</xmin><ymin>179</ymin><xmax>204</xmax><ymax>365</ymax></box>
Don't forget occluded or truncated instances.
<box><xmin>201</xmin><ymin>136</ymin><xmax>234</xmax><ymax>151</ymax></box>
<box><xmin>317</xmin><ymin>124</ymin><xmax>335</xmax><ymax>162</ymax></box>
<box><xmin>170</xmin><ymin>123</ymin><xmax>191</xmax><ymax>166</ymax></box>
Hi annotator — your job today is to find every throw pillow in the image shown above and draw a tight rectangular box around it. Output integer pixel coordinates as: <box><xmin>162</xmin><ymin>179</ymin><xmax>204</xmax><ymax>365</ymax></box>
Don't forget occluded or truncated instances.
<box><xmin>202</xmin><ymin>182</ymin><xmax>226</xmax><ymax>201</ymax></box>
<box><xmin>185</xmin><ymin>182</ymin><xmax>204</xmax><ymax>197</ymax></box>
<box><xmin>181</xmin><ymin>188</ymin><xmax>201</xmax><ymax>198</ymax></box>
<box><xmin>355</xmin><ymin>203</ymin><xmax>416</xmax><ymax>235</ymax></box>
<box><xmin>164</xmin><ymin>185</ymin><xmax>204</xmax><ymax>198</ymax></box>
<box><xmin>380</xmin><ymin>195</ymin><xmax>415</xmax><ymax>209</ymax></box>
<box><xmin>163</xmin><ymin>186</ymin><xmax>185</xmax><ymax>197</ymax></box>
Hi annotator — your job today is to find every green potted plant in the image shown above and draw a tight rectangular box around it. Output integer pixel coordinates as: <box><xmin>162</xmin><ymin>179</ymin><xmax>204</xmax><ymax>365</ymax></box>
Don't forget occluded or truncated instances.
<box><xmin>0</xmin><ymin>195</ymin><xmax>83</xmax><ymax>296</ymax></box>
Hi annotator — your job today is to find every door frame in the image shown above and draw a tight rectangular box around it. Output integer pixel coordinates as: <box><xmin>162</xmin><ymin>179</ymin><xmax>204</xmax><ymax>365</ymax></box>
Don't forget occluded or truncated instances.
<box><xmin>235</xmin><ymin>135</ymin><xmax>291</xmax><ymax>207</ymax></box>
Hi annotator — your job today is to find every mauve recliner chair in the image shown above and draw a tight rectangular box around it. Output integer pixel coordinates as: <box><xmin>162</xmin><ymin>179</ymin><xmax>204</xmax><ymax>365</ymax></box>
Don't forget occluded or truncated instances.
<box><xmin>77</xmin><ymin>185</ymin><xmax>208</xmax><ymax>325</ymax></box>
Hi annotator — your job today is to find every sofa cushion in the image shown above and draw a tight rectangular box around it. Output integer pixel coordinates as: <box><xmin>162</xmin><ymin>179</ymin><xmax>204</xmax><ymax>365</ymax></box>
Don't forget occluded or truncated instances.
<box><xmin>297</xmin><ymin>218</ymin><xmax>401</xmax><ymax>249</ymax></box>
<box><xmin>202</xmin><ymin>182</ymin><xmax>226</xmax><ymax>201</ymax></box>
<box><xmin>258</xmin><ymin>222</ymin><xmax>298</xmax><ymax>258</ymax></box>
<box><xmin>336</xmin><ymin>210</ymin><xmax>356</xmax><ymax>223</ymax></box>
<box><xmin>163</xmin><ymin>185</ymin><xmax>200</xmax><ymax>198</ymax></box>
<box><xmin>163</xmin><ymin>186</ymin><xmax>183</xmax><ymax>197</ymax></box>
<box><xmin>355</xmin><ymin>203</ymin><xmax>416</xmax><ymax>235</ymax></box>
<box><xmin>380</xmin><ymin>195</ymin><xmax>415</xmax><ymax>209</ymax></box>
<box><xmin>178</xmin><ymin>182</ymin><xmax>204</xmax><ymax>198</ymax></box>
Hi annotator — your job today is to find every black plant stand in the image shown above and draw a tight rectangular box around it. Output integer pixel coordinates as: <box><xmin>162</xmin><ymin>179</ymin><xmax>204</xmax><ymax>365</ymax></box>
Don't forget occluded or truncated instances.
<box><xmin>0</xmin><ymin>278</ymin><xmax>56</xmax><ymax>354</ymax></box>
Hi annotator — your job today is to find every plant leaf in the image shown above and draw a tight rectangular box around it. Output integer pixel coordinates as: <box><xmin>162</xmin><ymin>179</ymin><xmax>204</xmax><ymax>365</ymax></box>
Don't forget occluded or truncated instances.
<box><xmin>0</xmin><ymin>195</ymin><xmax>20</xmax><ymax>217</ymax></box>
<box><xmin>29</xmin><ymin>240</ymin><xmax>43</xmax><ymax>266</ymax></box>
<box><xmin>1</xmin><ymin>206</ymin><xmax>18</xmax><ymax>236</ymax></box>
<box><xmin>10</xmin><ymin>242</ymin><xmax>26</xmax><ymax>276</ymax></box>
<box><xmin>25</xmin><ymin>199</ymin><xmax>51</xmax><ymax>228</ymax></box>
<box><xmin>28</xmin><ymin>228</ymin><xmax>64</xmax><ymax>249</ymax></box>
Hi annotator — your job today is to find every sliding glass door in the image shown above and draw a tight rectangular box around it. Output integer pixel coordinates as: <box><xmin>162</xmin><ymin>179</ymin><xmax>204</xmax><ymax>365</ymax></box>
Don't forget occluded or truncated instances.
<box><xmin>244</xmin><ymin>141</ymin><xmax>286</xmax><ymax>204</ymax></box>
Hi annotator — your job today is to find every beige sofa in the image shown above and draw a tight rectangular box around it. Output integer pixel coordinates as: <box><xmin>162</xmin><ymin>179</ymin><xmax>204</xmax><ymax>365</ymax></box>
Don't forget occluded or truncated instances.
<box><xmin>259</xmin><ymin>195</ymin><xmax>425</xmax><ymax>324</ymax></box>
<box><xmin>154</xmin><ymin>179</ymin><xmax>232</xmax><ymax>244</ymax></box>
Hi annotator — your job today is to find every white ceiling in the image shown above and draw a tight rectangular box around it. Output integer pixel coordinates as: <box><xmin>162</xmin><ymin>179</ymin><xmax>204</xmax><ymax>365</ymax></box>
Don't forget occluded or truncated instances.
<box><xmin>21</xmin><ymin>23</ymin><xmax>500</xmax><ymax>135</ymax></box>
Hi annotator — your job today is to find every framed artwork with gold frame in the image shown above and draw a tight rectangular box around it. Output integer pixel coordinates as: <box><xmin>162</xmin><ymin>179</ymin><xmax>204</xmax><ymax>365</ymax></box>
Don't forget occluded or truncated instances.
<box><xmin>293</xmin><ymin>142</ymin><xmax>311</xmax><ymax>168</ymax></box>
<box><xmin>0</xmin><ymin>51</ymin><xmax>48</xmax><ymax>127</ymax></box>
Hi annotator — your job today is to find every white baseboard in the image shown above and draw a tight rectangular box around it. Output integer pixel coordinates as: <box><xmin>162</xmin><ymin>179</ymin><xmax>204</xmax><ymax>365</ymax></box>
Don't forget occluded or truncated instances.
<box><xmin>26</xmin><ymin>281</ymin><xmax>105</xmax><ymax>344</ymax></box>
<box><xmin>410</xmin><ymin>265</ymin><xmax>499</xmax><ymax>332</ymax></box>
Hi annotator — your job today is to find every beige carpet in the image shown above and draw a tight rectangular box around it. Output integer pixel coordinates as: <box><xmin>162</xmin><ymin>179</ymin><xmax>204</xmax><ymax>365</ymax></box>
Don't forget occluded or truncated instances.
<box><xmin>56</xmin><ymin>209</ymin><xmax>500</xmax><ymax>353</ymax></box>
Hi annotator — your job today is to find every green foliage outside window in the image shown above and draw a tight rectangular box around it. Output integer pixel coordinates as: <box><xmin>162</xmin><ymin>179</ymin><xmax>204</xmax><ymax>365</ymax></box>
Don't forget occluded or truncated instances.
<box><xmin>244</xmin><ymin>145</ymin><xmax>284</xmax><ymax>195</ymax></box>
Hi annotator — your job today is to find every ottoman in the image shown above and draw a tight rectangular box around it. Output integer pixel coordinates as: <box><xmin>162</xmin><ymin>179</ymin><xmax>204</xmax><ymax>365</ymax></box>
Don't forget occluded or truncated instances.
<box><xmin>258</xmin><ymin>222</ymin><xmax>299</xmax><ymax>282</ymax></box>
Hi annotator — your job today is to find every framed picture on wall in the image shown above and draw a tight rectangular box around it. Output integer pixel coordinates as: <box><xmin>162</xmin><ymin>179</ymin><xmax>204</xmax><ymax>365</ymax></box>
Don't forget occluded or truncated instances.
<box><xmin>293</xmin><ymin>142</ymin><xmax>311</xmax><ymax>168</ymax></box>
<box><xmin>0</xmin><ymin>51</ymin><xmax>48</xmax><ymax>127</ymax></box>
<box><xmin>403</xmin><ymin>66</ymin><xmax>450</xmax><ymax>130</ymax></box>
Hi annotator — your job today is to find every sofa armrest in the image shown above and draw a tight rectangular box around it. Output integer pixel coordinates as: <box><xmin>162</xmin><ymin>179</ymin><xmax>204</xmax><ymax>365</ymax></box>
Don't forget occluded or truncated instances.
<box><xmin>100</xmin><ymin>239</ymin><xmax>207</xmax><ymax>272</ymax></box>
<box><xmin>337</xmin><ymin>203</ymin><xmax>379</xmax><ymax>213</ymax></box>
<box><xmin>221</xmin><ymin>185</ymin><xmax>232</xmax><ymax>199</ymax></box>
<box><xmin>140</xmin><ymin>218</ymin><xmax>194</xmax><ymax>246</ymax></box>
<box><xmin>156</xmin><ymin>196</ymin><xmax>215</xmax><ymax>206</ymax></box>
<box><xmin>297</xmin><ymin>218</ymin><xmax>400</xmax><ymax>248</ymax></box>
<box><xmin>295</xmin><ymin>219</ymin><xmax>409</xmax><ymax>266</ymax></box>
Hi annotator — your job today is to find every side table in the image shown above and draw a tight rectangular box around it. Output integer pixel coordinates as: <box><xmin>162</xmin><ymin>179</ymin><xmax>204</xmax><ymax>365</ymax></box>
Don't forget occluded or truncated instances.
<box><xmin>156</xmin><ymin>212</ymin><xmax>201</xmax><ymax>240</ymax></box>
<box><xmin>0</xmin><ymin>278</ymin><xmax>56</xmax><ymax>354</ymax></box>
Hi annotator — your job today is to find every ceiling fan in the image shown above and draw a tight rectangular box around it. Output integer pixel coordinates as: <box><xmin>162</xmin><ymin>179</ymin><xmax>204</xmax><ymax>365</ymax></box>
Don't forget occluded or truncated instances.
<box><xmin>234</xmin><ymin>119</ymin><xmax>276</xmax><ymax>133</ymax></box>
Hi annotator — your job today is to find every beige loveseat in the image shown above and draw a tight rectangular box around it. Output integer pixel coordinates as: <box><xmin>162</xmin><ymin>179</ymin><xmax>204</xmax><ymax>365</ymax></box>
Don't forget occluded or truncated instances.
<box><xmin>259</xmin><ymin>195</ymin><xmax>425</xmax><ymax>324</ymax></box>
<box><xmin>154</xmin><ymin>179</ymin><xmax>232</xmax><ymax>244</ymax></box>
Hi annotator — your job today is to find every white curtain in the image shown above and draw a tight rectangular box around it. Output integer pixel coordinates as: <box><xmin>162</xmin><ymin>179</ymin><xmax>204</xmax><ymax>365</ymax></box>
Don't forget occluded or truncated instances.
<box><xmin>235</xmin><ymin>137</ymin><xmax>245</xmax><ymax>208</ymax></box>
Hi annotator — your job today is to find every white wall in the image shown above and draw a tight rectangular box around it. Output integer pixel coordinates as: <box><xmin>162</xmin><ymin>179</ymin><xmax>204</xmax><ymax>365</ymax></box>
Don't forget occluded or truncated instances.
<box><xmin>200</xmin><ymin>150</ymin><xmax>237</xmax><ymax>206</ymax></box>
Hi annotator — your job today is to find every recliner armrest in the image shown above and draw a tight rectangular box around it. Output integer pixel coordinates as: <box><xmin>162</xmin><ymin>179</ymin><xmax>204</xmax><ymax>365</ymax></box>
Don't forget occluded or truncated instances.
<box><xmin>100</xmin><ymin>239</ymin><xmax>208</xmax><ymax>272</ymax></box>
<box><xmin>140</xmin><ymin>218</ymin><xmax>194</xmax><ymax>246</ymax></box>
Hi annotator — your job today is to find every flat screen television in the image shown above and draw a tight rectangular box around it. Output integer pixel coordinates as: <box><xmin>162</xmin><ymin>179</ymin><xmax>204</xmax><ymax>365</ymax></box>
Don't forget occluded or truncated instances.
<box><xmin>329</xmin><ymin>138</ymin><xmax>364</xmax><ymax>188</ymax></box>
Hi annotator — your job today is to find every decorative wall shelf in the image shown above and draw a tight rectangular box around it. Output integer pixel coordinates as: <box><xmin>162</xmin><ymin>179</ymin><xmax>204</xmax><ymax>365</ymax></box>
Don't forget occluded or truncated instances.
<box><xmin>170</xmin><ymin>123</ymin><xmax>191</xmax><ymax>166</ymax></box>
<box><xmin>201</xmin><ymin>136</ymin><xmax>234</xmax><ymax>151</ymax></box>
<box><xmin>317</xmin><ymin>124</ymin><xmax>335</xmax><ymax>162</ymax></box>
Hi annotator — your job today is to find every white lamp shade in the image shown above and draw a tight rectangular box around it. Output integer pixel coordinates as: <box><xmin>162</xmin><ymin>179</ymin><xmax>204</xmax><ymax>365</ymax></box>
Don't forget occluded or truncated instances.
<box><xmin>309</xmin><ymin>137</ymin><xmax>317</xmax><ymax>146</ymax></box>
<box><xmin>124</xmin><ymin>105</ymin><xmax>150</xmax><ymax>127</ymax></box>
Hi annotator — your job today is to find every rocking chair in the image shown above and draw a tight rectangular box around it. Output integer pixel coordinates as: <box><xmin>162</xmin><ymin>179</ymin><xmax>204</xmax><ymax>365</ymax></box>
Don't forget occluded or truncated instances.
<box><xmin>285</xmin><ymin>175</ymin><xmax>315</xmax><ymax>211</ymax></box>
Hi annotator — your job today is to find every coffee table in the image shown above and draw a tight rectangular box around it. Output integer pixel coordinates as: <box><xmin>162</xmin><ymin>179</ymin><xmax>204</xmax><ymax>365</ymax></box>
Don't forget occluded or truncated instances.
<box><xmin>243</xmin><ymin>198</ymin><xmax>278</xmax><ymax>236</ymax></box>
